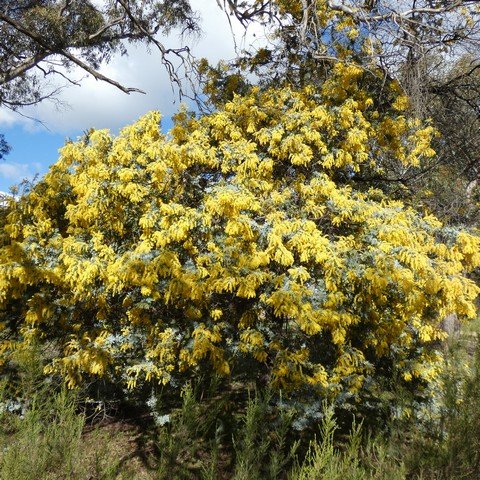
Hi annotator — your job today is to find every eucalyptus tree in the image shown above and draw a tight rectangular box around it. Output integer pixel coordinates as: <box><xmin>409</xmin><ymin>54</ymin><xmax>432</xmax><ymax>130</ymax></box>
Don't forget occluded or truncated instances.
<box><xmin>0</xmin><ymin>0</ymin><xmax>201</xmax><ymax>110</ymax></box>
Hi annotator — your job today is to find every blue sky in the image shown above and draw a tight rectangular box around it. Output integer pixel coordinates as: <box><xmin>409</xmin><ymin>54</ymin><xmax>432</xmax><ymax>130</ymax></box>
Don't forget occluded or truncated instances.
<box><xmin>0</xmin><ymin>127</ymin><xmax>67</xmax><ymax>192</ymax></box>
<box><xmin>0</xmin><ymin>2</ymin><xmax>263</xmax><ymax>194</ymax></box>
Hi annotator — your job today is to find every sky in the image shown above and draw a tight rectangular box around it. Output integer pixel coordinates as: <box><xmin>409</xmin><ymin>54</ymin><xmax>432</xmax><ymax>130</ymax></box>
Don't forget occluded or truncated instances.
<box><xmin>0</xmin><ymin>1</ymin><xmax>263</xmax><ymax>193</ymax></box>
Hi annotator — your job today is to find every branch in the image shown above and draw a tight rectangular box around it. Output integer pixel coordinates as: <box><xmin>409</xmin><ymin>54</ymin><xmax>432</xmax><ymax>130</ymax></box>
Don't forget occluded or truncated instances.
<box><xmin>434</xmin><ymin>61</ymin><xmax>480</xmax><ymax>90</ymax></box>
<box><xmin>328</xmin><ymin>0</ymin><xmax>468</xmax><ymax>24</ymax></box>
<box><xmin>0</xmin><ymin>51</ymin><xmax>50</xmax><ymax>84</ymax></box>
<box><xmin>327</xmin><ymin>0</ymin><xmax>357</xmax><ymax>17</ymax></box>
<box><xmin>88</xmin><ymin>16</ymin><xmax>125</xmax><ymax>42</ymax></box>
<box><xmin>115</xmin><ymin>0</ymin><xmax>193</xmax><ymax>96</ymax></box>
<box><xmin>1</xmin><ymin>84</ymin><xmax>64</xmax><ymax>110</ymax></box>
<box><xmin>36</xmin><ymin>63</ymin><xmax>82</xmax><ymax>87</ymax></box>
<box><xmin>58</xmin><ymin>46</ymin><xmax>145</xmax><ymax>94</ymax></box>
<box><xmin>219</xmin><ymin>0</ymin><xmax>273</xmax><ymax>26</ymax></box>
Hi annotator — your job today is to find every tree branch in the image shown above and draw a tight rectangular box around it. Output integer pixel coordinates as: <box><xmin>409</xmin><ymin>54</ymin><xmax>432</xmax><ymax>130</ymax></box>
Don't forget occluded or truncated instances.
<box><xmin>88</xmin><ymin>16</ymin><xmax>125</xmax><ymax>42</ymax></box>
<box><xmin>0</xmin><ymin>51</ymin><xmax>50</xmax><ymax>84</ymax></box>
<box><xmin>327</xmin><ymin>0</ymin><xmax>467</xmax><ymax>23</ymax></box>
<box><xmin>0</xmin><ymin>10</ymin><xmax>145</xmax><ymax>95</ymax></box>
<box><xmin>115</xmin><ymin>0</ymin><xmax>194</xmax><ymax>97</ymax></box>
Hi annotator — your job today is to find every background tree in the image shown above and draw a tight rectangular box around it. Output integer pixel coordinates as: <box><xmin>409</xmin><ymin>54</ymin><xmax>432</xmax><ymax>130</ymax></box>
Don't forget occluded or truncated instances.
<box><xmin>215</xmin><ymin>0</ymin><xmax>480</xmax><ymax>87</ymax></box>
<box><xmin>0</xmin><ymin>133</ymin><xmax>10</xmax><ymax>160</ymax></box>
<box><xmin>0</xmin><ymin>0</ymin><xmax>201</xmax><ymax>110</ymax></box>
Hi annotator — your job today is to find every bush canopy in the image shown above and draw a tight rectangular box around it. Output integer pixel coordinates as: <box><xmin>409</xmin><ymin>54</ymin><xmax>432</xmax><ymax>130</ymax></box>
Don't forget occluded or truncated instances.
<box><xmin>1</xmin><ymin>69</ymin><xmax>479</xmax><ymax>409</ymax></box>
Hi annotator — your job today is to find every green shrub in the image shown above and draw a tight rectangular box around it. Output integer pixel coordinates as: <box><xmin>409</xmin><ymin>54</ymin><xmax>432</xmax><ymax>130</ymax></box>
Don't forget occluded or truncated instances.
<box><xmin>0</xmin><ymin>388</ymin><xmax>84</xmax><ymax>480</ymax></box>
<box><xmin>289</xmin><ymin>406</ymin><xmax>405</xmax><ymax>480</ymax></box>
<box><xmin>400</xmin><ymin>330</ymin><xmax>480</xmax><ymax>479</ymax></box>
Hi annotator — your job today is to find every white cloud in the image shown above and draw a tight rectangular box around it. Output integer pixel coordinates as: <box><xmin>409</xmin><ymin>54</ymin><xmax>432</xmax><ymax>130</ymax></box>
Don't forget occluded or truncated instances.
<box><xmin>0</xmin><ymin>109</ymin><xmax>20</xmax><ymax>127</ymax></box>
<box><xmin>0</xmin><ymin>2</ymin><xmax>264</xmax><ymax>135</ymax></box>
<box><xmin>0</xmin><ymin>162</ymin><xmax>35</xmax><ymax>184</ymax></box>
